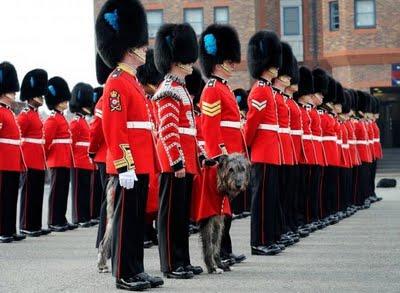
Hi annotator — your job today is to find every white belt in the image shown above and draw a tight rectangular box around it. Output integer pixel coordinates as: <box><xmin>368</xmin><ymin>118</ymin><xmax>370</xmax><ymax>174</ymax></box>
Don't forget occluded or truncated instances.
<box><xmin>258</xmin><ymin>124</ymin><xmax>279</xmax><ymax>131</ymax></box>
<box><xmin>76</xmin><ymin>141</ymin><xmax>90</xmax><ymax>147</ymax></box>
<box><xmin>0</xmin><ymin>138</ymin><xmax>21</xmax><ymax>145</ymax></box>
<box><xmin>278</xmin><ymin>127</ymin><xmax>291</xmax><ymax>134</ymax></box>
<box><xmin>52</xmin><ymin>139</ymin><xmax>72</xmax><ymax>144</ymax></box>
<box><xmin>348</xmin><ymin>140</ymin><xmax>356</xmax><ymax>145</ymax></box>
<box><xmin>178</xmin><ymin>127</ymin><xmax>197</xmax><ymax>136</ymax></box>
<box><xmin>357</xmin><ymin>140</ymin><xmax>368</xmax><ymax>145</ymax></box>
<box><xmin>313</xmin><ymin>135</ymin><xmax>322</xmax><ymax>142</ymax></box>
<box><xmin>302</xmin><ymin>134</ymin><xmax>313</xmax><ymax>140</ymax></box>
<box><xmin>126</xmin><ymin>121</ymin><xmax>152</xmax><ymax>130</ymax></box>
<box><xmin>220</xmin><ymin>121</ymin><xmax>241</xmax><ymax>129</ymax></box>
<box><xmin>291</xmin><ymin>129</ymin><xmax>303</xmax><ymax>136</ymax></box>
<box><xmin>321</xmin><ymin>136</ymin><xmax>337</xmax><ymax>142</ymax></box>
<box><xmin>342</xmin><ymin>144</ymin><xmax>349</xmax><ymax>149</ymax></box>
<box><xmin>336</xmin><ymin>139</ymin><xmax>343</xmax><ymax>145</ymax></box>
<box><xmin>21</xmin><ymin>138</ymin><xmax>45</xmax><ymax>144</ymax></box>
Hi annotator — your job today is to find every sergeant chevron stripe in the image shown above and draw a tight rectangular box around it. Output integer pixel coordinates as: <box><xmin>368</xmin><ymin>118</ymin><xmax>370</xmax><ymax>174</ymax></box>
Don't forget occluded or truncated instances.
<box><xmin>202</xmin><ymin>100</ymin><xmax>221</xmax><ymax>117</ymax></box>
<box><xmin>251</xmin><ymin>99</ymin><xmax>267</xmax><ymax>111</ymax></box>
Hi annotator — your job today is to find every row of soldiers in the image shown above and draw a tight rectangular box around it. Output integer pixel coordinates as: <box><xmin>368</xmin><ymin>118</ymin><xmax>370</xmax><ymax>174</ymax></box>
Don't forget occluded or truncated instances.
<box><xmin>0</xmin><ymin>0</ymin><xmax>382</xmax><ymax>290</ymax></box>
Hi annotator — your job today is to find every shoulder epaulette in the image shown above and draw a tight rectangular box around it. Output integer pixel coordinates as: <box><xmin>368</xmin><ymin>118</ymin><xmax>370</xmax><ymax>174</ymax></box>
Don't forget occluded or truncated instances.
<box><xmin>152</xmin><ymin>82</ymin><xmax>181</xmax><ymax>102</ymax></box>
<box><xmin>110</xmin><ymin>68</ymin><xmax>123</xmax><ymax>78</ymax></box>
<box><xmin>257</xmin><ymin>80</ymin><xmax>266</xmax><ymax>87</ymax></box>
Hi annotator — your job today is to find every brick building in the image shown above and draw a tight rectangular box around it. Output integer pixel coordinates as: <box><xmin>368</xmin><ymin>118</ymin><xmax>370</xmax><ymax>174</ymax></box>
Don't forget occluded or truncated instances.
<box><xmin>94</xmin><ymin>0</ymin><xmax>400</xmax><ymax>147</ymax></box>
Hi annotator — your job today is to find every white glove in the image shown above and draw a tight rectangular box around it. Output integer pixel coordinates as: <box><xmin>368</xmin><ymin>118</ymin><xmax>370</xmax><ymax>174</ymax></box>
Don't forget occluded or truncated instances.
<box><xmin>119</xmin><ymin>170</ymin><xmax>138</xmax><ymax>190</ymax></box>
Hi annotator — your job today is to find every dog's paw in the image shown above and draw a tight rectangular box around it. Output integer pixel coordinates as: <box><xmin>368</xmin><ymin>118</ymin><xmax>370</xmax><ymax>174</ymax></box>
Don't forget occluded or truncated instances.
<box><xmin>208</xmin><ymin>267</ymin><xmax>224</xmax><ymax>274</ymax></box>
<box><xmin>98</xmin><ymin>265</ymin><xmax>110</xmax><ymax>273</ymax></box>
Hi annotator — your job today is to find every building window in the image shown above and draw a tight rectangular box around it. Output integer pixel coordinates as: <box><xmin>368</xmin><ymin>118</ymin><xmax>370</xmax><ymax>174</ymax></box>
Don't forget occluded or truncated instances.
<box><xmin>184</xmin><ymin>8</ymin><xmax>203</xmax><ymax>35</ymax></box>
<box><xmin>355</xmin><ymin>0</ymin><xmax>376</xmax><ymax>28</ymax></box>
<box><xmin>329</xmin><ymin>1</ymin><xmax>340</xmax><ymax>31</ymax></box>
<box><xmin>283</xmin><ymin>7</ymin><xmax>300</xmax><ymax>35</ymax></box>
<box><xmin>214</xmin><ymin>7</ymin><xmax>229</xmax><ymax>24</ymax></box>
<box><xmin>147</xmin><ymin>10</ymin><xmax>163</xmax><ymax>38</ymax></box>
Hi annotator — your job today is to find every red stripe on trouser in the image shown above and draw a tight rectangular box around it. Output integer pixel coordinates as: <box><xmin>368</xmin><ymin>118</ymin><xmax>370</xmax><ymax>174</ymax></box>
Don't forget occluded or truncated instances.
<box><xmin>319</xmin><ymin>168</ymin><xmax>324</xmax><ymax>219</ymax></box>
<box><xmin>74</xmin><ymin>169</ymin><xmax>79</xmax><ymax>221</ymax></box>
<box><xmin>0</xmin><ymin>172</ymin><xmax>3</xmax><ymax>234</ymax></box>
<box><xmin>50</xmin><ymin>170</ymin><xmax>57</xmax><ymax>225</ymax></box>
<box><xmin>90</xmin><ymin>172</ymin><xmax>94</xmax><ymax>218</ymax></box>
<box><xmin>117</xmin><ymin>188</ymin><xmax>126</xmax><ymax>279</ymax></box>
<box><xmin>261</xmin><ymin>165</ymin><xmax>266</xmax><ymax>244</ymax></box>
<box><xmin>24</xmin><ymin>172</ymin><xmax>29</xmax><ymax>229</ymax></box>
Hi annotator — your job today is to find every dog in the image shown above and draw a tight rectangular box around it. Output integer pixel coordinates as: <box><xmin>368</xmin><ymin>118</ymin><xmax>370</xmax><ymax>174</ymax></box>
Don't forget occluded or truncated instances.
<box><xmin>97</xmin><ymin>177</ymin><xmax>118</xmax><ymax>273</ymax></box>
<box><xmin>200</xmin><ymin>153</ymin><xmax>250</xmax><ymax>274</ymax></box>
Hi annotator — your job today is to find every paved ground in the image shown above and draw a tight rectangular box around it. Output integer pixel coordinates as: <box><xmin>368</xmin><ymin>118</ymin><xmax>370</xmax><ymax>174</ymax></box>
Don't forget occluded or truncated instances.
<box><xmin>0</xmin><ymin>175</ymin><xmax>399</xmax><ymax>293</ymax></box>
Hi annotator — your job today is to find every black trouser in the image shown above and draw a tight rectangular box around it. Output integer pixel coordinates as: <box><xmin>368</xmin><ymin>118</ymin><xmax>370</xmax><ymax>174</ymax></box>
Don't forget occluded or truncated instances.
<box><xmin>19</xmin><ymin>169</ymin><xmax>45</xmax><ymax>232</ymax></box>
<box><xmin>90</xmin><ymin>168</ymin><xmax>103</xmax><ymax>220</ymax></box>
<box><xmin>370</xmin><ymin>161</ymin><xmax>377</xmax><ymax>197</ymax></box>
<box><xmin>111</xmin><ymin>174</ymin><xmax>148</xmax><ymax>280</ymax></box>
<box><xmin>297</xmin><ymin>164</ymin><xmax>310</xmax><ymax>226</ymax></box>
<box><xmin>158</xmin><ymin>173</ymin><xmax>193</xmax><ymax>273</ymax></box>
<box><xmin>48</xmin><ymin>168</ymin><xmax>70</xmax><ymax>226</ymax></box>
<box><xmin>0</xmin><ymin>171</ymin><xmax>20</xmax><ymax>237</ymax></box>
<box><xmin>95</xmin><ymin>163</ymin><xmax>109</xmax><ymax>248</ymax></box>
<box><xmin>231</xmin><ymin>190</ymin><xmax>250</xmax><ymax>215</ymax></box>
<box><xmin>250</xmin><ymin>164</ymin><xmax>280</xmax><ymax>247</ymax></box>
<box><xmin>281</xmin><ymin>165</ymin><xmax>300</xmax><ymax>232</ymax></box>
<box><xmin>309</xmin><ymin>165</ymin><xmax>323</xmax><ymax>222</ymax></box>
<box><xmin>339</xmin><ymin>167</ymin><xmax>352</xmax><ymax>210</ymax></box>
<box><xmin>354</xmin><ymin>163</ymin><xmax>370</xmax><ymax>206</ymax></box>
<box><xmin>323</xmin><ymin>166</ymin><xmax>340</xmax><ymax>217</ymax></box>
<box><xmin>71</xmin><ymin>168</ymin><xmax>92</xmax><ymax>224</ymax></box>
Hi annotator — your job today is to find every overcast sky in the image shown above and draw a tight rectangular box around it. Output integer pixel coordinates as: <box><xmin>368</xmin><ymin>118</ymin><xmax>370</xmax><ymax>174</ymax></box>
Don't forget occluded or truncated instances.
<box><xmin>0</xmin><ymin>0</ymin><xmax>97</xmax><ymax>101</ymax></box>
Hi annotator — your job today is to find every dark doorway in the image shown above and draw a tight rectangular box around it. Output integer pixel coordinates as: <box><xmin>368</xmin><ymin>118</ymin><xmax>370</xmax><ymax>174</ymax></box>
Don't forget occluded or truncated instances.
<box><xmin>371</xmin><ymin>87</ymin><xmax>400</xmax><ymax>148</ymax></box>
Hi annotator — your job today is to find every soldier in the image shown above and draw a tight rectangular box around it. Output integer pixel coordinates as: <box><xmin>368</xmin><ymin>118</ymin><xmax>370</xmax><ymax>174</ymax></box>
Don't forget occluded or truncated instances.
<box><xmin>153</xmin><ymin>23</ymin><xmax>203</xmax><ymax>279</ymax></box>
<box><xmin>293</xmin><ymin>67</ymin><xmax>318</xmax><ymax>232</ymax></box>
<box><xmin>95</xmin><ymin>0</ymin><xmax>163</xmax><ymax>290</ymax></box>
<box><xmin>0</xmin><ymin>61</ymin><xmax>26</xmax><ymax>243</ymax></box>
<box><xmin>44</xmin><ymin>77</ymin><xmax>76</xmax><ymax>232</ymax></box>
<box><xmin>370</xmin><ymin>95</ymin><xmax>383</xmax><ymax>202</ymax></box>
<box><xmin>136</xmin><ymin>48</ymin><xmax>163</xmax><ymax>248</ymax></box>
<box><xmin>245</xmin><ymin>31</ymin><xmax>282</xmax><ymax>255</ymax></box>
<box><xmin>197</xmin><ymin>24</ymin><xmax>247</xmax><ymax>264</ymax></box>
<box><xmin>18</xmin><ymin>69</ymin><xmax>51</xmax><ymax>237</ymax></box>
<box><xmin>69</xmin><ymin>83</ymin><xmax>95</xmax><ymax>227</ymax></box>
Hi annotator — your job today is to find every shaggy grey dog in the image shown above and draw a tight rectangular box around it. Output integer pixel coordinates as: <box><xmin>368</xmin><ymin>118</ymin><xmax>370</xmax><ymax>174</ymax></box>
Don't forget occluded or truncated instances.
<box><xmin>97</xmin><ymin>176</ymin><xmax>118</xmax><ymax>273</ymax></box>
<box><xmin>200</xmin><ymin>153</ymin><xmax>250</xmax><ymax>274</ymax></box>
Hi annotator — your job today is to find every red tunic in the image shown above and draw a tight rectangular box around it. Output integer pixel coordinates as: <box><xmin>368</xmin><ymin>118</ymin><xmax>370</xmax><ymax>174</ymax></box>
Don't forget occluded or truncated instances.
<box><xmin>340</xmin><ymin>121</ymin><xmax>351</xmax><ymax>168</ymax></box>
<box><xmin>17</xmin><ymin>106</ymin><xmax>46</xmax><ymax>170</ymax></box>
<box><xmin>192</xmin><ymin>77</ymin><xmax>247</xmax><ymax>222</ymax></box>
<box><xmin>70</xmin><ymin>115</ymin><xmax>94</xmax><ymax>170</ymax></box>
<box><xmin>346</xmin><ymin>120</ymin><xmax>361</xmax><ymax>166</ymax></box>
<box><xmin>245</xmin><ymin>80</ymin><xmax>281</xmax><ymax>165</ymax></box>
<box><xmin>320</xmin><ymin>111</ymin><xmax>339</xmax><ymax>166</ymax></box>
<box><xmin>275</xmin><ymin>89</ymin><xmax>295</xmax><ymax>165</ymax></box>
<box><xmin>286</xmin><ymin>97</ymin><xmax>305</xmax><ymax>165</ymax></box>
<box><xmin>0</xmin><ymin>103</ymin><xmax>25</xmax><ymax>172</ymax></box>
<box><xmin>354</xmin><ymin>119</ymin><xmax>372</xmax><ymax>163</ymax></box>
<box><xmin>309</xmin><ymin>108</ymin><xmax>327</xmax><ymax>166</ymax></box>
<box><xmin>334</xmin><ymin>119</ymin><xmax>347</xmax><ymax>167</ymax></box>
<box><xmin>372</xmin><ymin>121</ymin><xmax>383</xmax><ymax>159</ymax></box>
<box><xmin>89</xmin><ymin>97</ymin><xmax>107</xmax><ymax>163</ymax></box>
<box><xmin>366</xmin><ymin>121</ymin><xmax>376</xmax><ymax>161</ymax></box>
<box><xmin>299</xmin><ymin>104</ymin><xmax>315</xmax><ymax>165</ymax></box>
<box><xmin>43</xmin><ymin>110</ymin><xmax>73</xmax><ymax>168</ymax></box>
<box><xmin>102</xmin><ymin>65</ymin><xmax>158</xmax><ymax>175</ymax></box>
<box><xmin>152</xmin><ymin>75</ymin><xmax>200</xmax><ymax>175</ymax></box>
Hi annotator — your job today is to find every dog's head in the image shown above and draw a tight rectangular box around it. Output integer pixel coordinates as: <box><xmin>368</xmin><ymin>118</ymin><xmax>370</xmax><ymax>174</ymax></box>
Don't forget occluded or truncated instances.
<box><xmin>216</xmin><ymin>153</ymin><xmax>251</xmax><ymax>200</ymax></box>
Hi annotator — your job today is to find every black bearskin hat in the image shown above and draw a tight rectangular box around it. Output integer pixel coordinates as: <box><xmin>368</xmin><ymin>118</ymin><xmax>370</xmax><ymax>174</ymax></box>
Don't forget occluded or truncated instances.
<box><xmin>294</xmin><ymin>66</ymin><xmax>313</xmax><ymax>99</ymax></box>
<box><xmin>154</xmin><ymin>23</ymin><xmax>198</xmax><ymax>75</ymax></box>
<box><xmin>185</xmin><ymin>67</ymin><xmax>205</xmax><ymax>105</ymax></box>
<box><xmin>70</xmin><ymin>83</ymin><xmax>94</xmax><ymax>113</ymax></box>
<box><xmin>334</xmin><ymin>81</ymin><xmax>344</xmax><ymax>105</ymax></box>
<box><xmin>20</xmin><ymin>69</ymin><xmax>48</xmax><ymax>101</ymax></box>
<box><xmin>96</xmin><ymin>53</ymin><xmax>113</xmax><ymax>85</ymax></box>
<box><xmin>234</xmin><ymin>88</ymin><xmax>249</xmax><ymax>112</ymax></box>
<box><xmin>356</xmin><ymin>91</ymin><xmax>369</xmax><ymax>113</ymax></box>
<box><xmin>342</xmin><ymin>90</ymin><xmax>351</xmax><ymax>114</ymax></box>
<box><xmin>371</xmin><ymin>94</ymin><xmax>380</xmax><ymax>114</ymax></box>
<box><xmin>199</xmin><ymin>24</ymin><xmax>241</xmax><ymax>78</ymax></box>
<box><xmin>312</xmin><ymin>68</ymin><xmax>329</xmax><ymax>96</ymax></box>
<box><xmin>291</xmin><ymin>55</ymin><xmax>299</xmax><ymax>85</ymax></box>
<box><xmin>0</xmin><ymin>61</ymin><xmax>19</xmax><ymax>95</ymax></box>
<box><xmin>137</xmin><ymin>49</ymin><xmax>163</xmax><ymax>87</ymax></box>
<box><xmin>45</xmin><ymin>77</ymin><xmax>71</xmax><ymax>110</ymax></box>
<box><xmin>325</xmin><ymin>76</ymin><xmax>336</xmax><ymax>103</ymax></box>
<box><xmin>95</xmin><ymin>0</ymin><xmax>148</xmax><ymax>68</ymax></box>
<box><xmin>278</xmin><ymin>42</ymin><xmax>295</xmax><ymax>78</ymax></box>
<box><xmin>93</xmin><ymin>86</ymin><xmax>103</xmax><ymax>106</ymax></box>
<box><xmin>247</xmin><ymin>30</ymin><xmax>281</xmax><ymax>79</ymax></box>
<box><xmin>348</xmin><ymin>89</ymin><xmax>357</xmax><ymax>112</ymax></box>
